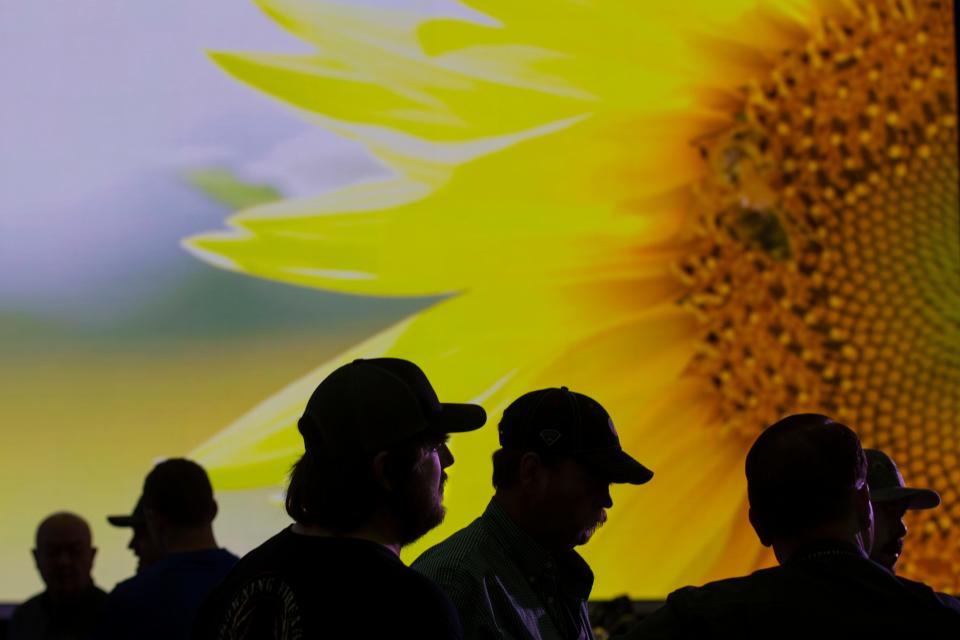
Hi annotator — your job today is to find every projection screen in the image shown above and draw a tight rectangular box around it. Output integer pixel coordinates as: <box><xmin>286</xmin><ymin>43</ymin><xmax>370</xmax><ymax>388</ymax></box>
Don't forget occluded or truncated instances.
<box><xmin>1</xmin><ymin>0</ymin><xmax>957</xmax><ymax>601</ymax></box>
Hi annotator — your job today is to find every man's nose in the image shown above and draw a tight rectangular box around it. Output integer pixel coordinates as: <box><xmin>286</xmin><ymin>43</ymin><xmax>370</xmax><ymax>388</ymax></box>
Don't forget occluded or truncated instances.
<box><xmin>439</xmin><ymin>443</ymin><xmax>454</xmax><ymax>468</ymax></box>
<box><xmin>600</xmin><ymin>485</ymin><xmax>613</xmax><ymax>509</ymax></box>
<box><xmin>897</xmin><ymin>517</ymin><xmax>908</xmax><ymax>538</ymax></box>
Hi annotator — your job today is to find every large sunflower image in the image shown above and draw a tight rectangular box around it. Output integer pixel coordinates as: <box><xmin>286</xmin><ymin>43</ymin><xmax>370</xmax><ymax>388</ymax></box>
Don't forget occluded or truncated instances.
<box><xmin>186</xmin><ymin>0</ymin><xmax>959</xmax><ymax>597</ymax></box>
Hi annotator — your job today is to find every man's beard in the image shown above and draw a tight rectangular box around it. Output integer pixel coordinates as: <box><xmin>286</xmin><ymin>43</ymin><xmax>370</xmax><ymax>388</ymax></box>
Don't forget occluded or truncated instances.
<box><xmin>872</xmin><ymin>539</ymin><xmax>903</xmax><ymax>572</ymax></box>
<box><xmin>578</xmin><ymin>509</ymin><xmax>608</xmax><ymax>546</ymax></box>
<box><xmin>389</xmin><ymin>473</ymin><xmax>446</xmax><ymax>547</ymax></box>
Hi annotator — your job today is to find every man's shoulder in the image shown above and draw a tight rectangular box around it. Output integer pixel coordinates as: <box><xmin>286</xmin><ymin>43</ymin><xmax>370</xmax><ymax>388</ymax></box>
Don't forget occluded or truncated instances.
<box><xmin>211</xmin><ymin>529</ymin><xmax>297</xmax><ymax>586</ymax></box>
<box><xmin>649</xmin><ymin>562</ymin><xmax>960</xmax><ymax>635</ymax></box>
<box><xmin>894</xmin><ymin>573</ymin><xmax>941</xmax><ymax>596</ymax></box>
<box><xmin>892</xmin><ymin>575</ymin><xmax>960</xmax><ymax>618</ymax></box>
<box><xmin>111</xmin><ymin>552</ymin><xmax>182</xmax><ymax>596</ymax></box>
<box><xmin>625</xmin><ymin>568</ymin><xmax>817</xmax><ymax>639</ymax></box>
<box><xmin>109</xmin><ymin>572</ymin><xmax>144</xmax><ymax>599</ymax></box>
<box><xmin>412</xmin><ymin>516</ymin><xmax>493</xmax><ymax>576</ymax></box>
<box><xmin>187</xmin><ymin>547</ymin><xmax>241</xmax><ymax>574</ymax></box>
<box><xmin>195</xmin><ymin>532</ymin><xmax>463</xmax><ymax>640</ymax></box>
<box><xmin>13</xmin><ymin>592</ymin><xmax>43</xmax><ymax>609</ymax></box>
<box><xmin>221</xmin><ymin>528</ymin><xmax>429</xmax><ymax>593</ymax></box>
<box><xmin>111</xmin><ymin>549</ymin><xmax>238</xmax><ymax>603</ymax></box>
<box><xmin>395</xmin><ymin>561</ymin><xmax>462</xmax><ymax>607</ymax></box>
<box><xmin>666</xmin><ymin>568</ymin><xmax>780</xmax><ymax>608</ymax></box>
<box><xmin>11</xmin><ymin>592</ymin><xmax>44</xmax><ymax>621</ymax></box>
<box><xmin>936</xmin><ymin>591</ymin><xmax>960</xmax><ymax>615</ymax></box>
<box><xmin>202</xmin><ymin>547</ymin><xmax>240</xmax><ymax>562</ymax></box>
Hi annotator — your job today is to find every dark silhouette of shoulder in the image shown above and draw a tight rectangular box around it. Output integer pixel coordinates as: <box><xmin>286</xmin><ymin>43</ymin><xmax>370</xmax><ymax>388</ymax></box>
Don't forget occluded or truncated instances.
<box><xmin>195</xmin><ymin>527</ymin><xmax>462</xmax><ymax>640</ymax></box>
<box><xmin>627</xmin><ymin>552</ymin><xmax>960</xmax><ymax>639</ymax></box>
<box><xmin>10</xmin><ymin>586</ymin><xmax>107</xmax><ymax>640</ymax></box>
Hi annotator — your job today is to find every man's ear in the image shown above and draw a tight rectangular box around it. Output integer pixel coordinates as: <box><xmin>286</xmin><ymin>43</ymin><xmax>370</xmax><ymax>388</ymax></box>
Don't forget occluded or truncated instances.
<box><xmin>144</xmin><ymin>507</ymin><xmax>164</xmax><ymax>537</ymax></box>
<box><xmin>748</xmin><ymin>507</ymin><xmax>773</xmax><ymax>547</ymax></box>
<box><xmin>518</xmin><ymin>452</ymin><xmax>544</xmax><ymax>490</ymax></box>
<box><xmin>372</xmin><ymin>451</ymin><xmax>393</xmax><ymax>492</ymax></box>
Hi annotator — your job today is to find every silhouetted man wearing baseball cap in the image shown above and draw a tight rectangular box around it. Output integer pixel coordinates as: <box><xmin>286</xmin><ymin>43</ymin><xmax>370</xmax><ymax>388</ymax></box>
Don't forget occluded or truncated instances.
<box><xmin>106</xmin><ymin>497</ymin><xmax>164</xmax><ymax>575</ymax></box>
<box><xmin>865</xmin><ymin>448</ymin><xmax>960</xmax><ymax>614</ymax></box>
<box><xmin>193</xmin><ymin>358</ymin><xmax>486</xmax><ymax>640</ymax></box>
<box><xmin>99</xmin><ymin>458</ymin><xmax>238</xmax><ymax>640</ymax></box>
<box><xmin>864</xmin><ymin>448</ymin><xmax>941</xmax><ymax>573</ymax></box>
<box><xmin>622</xmin><ymin>414</ymin><xmax>960</xmax><ymax>638</ymax></box>
<box><xmin>413</xmin><ymin>386</ymin><xmax>653</xmax><ymax>640</ymax></box>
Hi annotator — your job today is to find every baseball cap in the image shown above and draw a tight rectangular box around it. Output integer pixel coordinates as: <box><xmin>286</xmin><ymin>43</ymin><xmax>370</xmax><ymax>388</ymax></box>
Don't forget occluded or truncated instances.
<box><xmin>107</xmin><ymin>497</ymin><xmax>145</xmax><ymax>528</ymax></box>
<box><xmin>498</xmin><ymin>387</ymin><xmax>653</xmax><ymax>484</ymax></box>
<box><xmin>866</xmin><ymin>449</ymin><xmax>940</xmax><ymax>509</ymax></box>
<box><xmin>142</xmin><ymin>458</ymin><xmax>218</xmax><ymax>526</ymax></box>
<box><xmin>298</xmin><ymin>358</ymin><xmax>487</xmax><ymax>458</ymax></box>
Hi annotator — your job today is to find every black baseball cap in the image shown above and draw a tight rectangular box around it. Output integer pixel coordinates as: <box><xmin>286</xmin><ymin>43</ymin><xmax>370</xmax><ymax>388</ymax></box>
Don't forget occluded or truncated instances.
<box><xmin>142</xmin><ymin>458</ymin><xmax>218</xmax><ymax>526</ymax></box>
<box><xmin>107</xmin><ymin>497</ymin><xmax>145</xmax><ymax>528</ymax></box>
<box><xmin>298</xmin><ymin>358</ymin><xmax>487</xmax><ymax>458</ymax></box>
<box><xmin>498</xmin><ymin>387</ymin><xmax>653</xmax><ymax>484</ymax></box>
<box><xmin>866</xmin><ymin>449</ymin><xmax>940</xmax><ymax>509</ymax></box>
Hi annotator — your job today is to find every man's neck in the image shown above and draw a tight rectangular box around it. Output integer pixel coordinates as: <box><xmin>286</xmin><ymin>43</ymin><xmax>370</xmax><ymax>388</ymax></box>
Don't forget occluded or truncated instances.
<box><xmin>773</xmin><ymin>523</ymin><xmax>868</xmax><ymax>564</ymax></box>
<box><xmin>493</xmin><ymin>493</ymin><xmax>564</xmax><ymax>554</ymax></box>
<box><xmin>291</xmin><ymin>515</ymin><xmax>402</xmax><ymax>557</ymax></box>
<box><xmin>46</xmin><ymin>583</ymin><xmax>94</xmax><ymax>605</ymax></box>
<box><xmin>162</xmin><ymin>526</ymin><xmax>219</xmax><ymax>554</ymax></box>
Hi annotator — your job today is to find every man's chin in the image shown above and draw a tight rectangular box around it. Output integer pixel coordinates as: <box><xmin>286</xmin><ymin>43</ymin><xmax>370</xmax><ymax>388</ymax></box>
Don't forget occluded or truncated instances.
<box><xmin>576</xmin><ymin>525</ymin><xmax>601</xmax><ymax>547</ymax></box>
<box><xmin>398</xmin><ymin>505</ymin><xmax>446</xmax><ymax>547</ymax></box>
<box><xmin>872</xmin><ymin>552</ymin><xmax>899</xmax><ymax>573</ymax></box>
<box><xmin>577</xmin><ymin>513</ymin><xmax>608</xmax><ymax>545</ymax></box>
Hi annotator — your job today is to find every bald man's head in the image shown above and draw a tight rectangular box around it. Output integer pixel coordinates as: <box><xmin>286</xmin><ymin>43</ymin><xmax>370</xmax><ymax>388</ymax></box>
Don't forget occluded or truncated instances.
<box><xmin>33</xmin><ymin>512</ymin><xmax>96</xmax><ymax>599</ymax></box>
<box><xmin>746</xmin><ymin>414</ymin><xmax>870</xmax><ymax>548</ymax></box>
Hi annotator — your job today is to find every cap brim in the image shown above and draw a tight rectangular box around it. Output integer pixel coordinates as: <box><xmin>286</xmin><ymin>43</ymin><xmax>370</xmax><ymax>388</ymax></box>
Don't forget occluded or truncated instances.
<box><xmin>871</xmin><ymin>486</ymin><xmax>941</xmax><ymax>510</ymax></box>
<box><xmin>581</xmin><ymin>449</ymin><xmax>654</xmax><ymax>485</ymax></box>
<box><xmin>430</xmin><ymin>403</ymin><xmax>487</xmax><ymax>434</ymax></box>
<box><xmin>107</xmin><ymin>515</ymin><xmax>142</xmax><ymax>527</ymax></box>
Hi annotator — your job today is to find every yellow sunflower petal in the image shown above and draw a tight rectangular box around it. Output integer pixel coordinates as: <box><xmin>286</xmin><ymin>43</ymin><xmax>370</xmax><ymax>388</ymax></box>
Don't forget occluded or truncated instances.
<box><xmin>586</xmin><ymin>383</ymin><xmax>760</xmax><ymax>598</ymax></box>
<box><xmin>190</xmin><ymin>318</ymin><xmax>415</xmax><ymax>489</ymax></box>
<box><xmin>209</xmin><ymin>1</ymin><xmax>587</xmax><ymax>141</ymax></box>
<box><xmin>192</xmin><ymin>278</ymin><xmax>682</xmax><ymax>487</ymax></box>
<box><xmin>185</xmin><ymin>115</ymin><xmax>709</xmax><ymax>296</ymax></box>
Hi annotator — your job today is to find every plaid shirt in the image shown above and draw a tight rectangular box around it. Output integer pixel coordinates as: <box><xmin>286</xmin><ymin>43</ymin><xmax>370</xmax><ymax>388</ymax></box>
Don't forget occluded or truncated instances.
<box><xmin>412</xmin><ymin>500</ymin><xmax>595</xmax><ymax>640</ymax></box>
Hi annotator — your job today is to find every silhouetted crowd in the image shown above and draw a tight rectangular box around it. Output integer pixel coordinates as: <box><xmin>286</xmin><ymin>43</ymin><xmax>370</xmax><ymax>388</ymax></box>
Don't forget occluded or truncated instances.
<box><xmin>12</xmin><ymin>358</ymin><xmax>960</xmax><ymax>639</ymax></box>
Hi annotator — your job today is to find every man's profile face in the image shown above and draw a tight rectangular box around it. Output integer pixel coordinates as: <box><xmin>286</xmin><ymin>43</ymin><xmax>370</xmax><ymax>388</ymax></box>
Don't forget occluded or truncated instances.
<box><xmin>394</xmin><ymin>437</ymin><xmax>454</xmax><ymax>546</ymax></box>
<box><xmin>129</xmin><ymin>524</ymin><xmax>163</xmax><ymax>573</ymax></box>
<box><xmin>33</xmin><ymin>517</ymin><xmax>95</xmax><ymax>598</ymax></box>
<box><xmin>871</xmin><ymin>497</ymin><xmax>910</xmax><ymax>572</ymax></box>
<box><xmin>540</xmin><ymin>457</ymin><xmax>612</xmax><ymax>550</ymax></box>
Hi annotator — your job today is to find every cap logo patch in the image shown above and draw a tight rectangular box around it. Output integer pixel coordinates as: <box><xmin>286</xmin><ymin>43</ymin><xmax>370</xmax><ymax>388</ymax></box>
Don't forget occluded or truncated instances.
<box><xmin>540</xmin><ymin>429</ymin><xmax>562</xmax><ymax>446</ymax></box>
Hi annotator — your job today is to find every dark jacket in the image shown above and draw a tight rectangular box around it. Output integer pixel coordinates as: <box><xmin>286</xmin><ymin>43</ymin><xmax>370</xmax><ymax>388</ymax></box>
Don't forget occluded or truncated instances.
<box><xmin>622</xmin><ymin>541</ymin><xmax>960</xmax><ymax>639</ymax></box>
